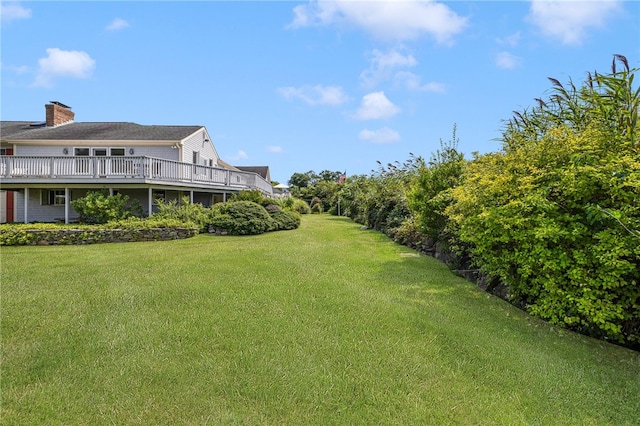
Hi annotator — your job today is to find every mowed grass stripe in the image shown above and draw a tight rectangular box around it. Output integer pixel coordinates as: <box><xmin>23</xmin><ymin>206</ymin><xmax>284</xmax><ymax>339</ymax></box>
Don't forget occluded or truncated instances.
<box><xmin>1</xmin><ymin>215</ymin><xmax>639</xmax><ymax>425</ymax></box>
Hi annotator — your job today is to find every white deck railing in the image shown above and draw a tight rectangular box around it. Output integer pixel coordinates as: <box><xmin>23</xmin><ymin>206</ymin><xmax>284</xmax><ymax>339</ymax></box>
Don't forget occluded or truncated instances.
<box><xmin>0</xmin><ymin>156</ymin><xmax>273</xmax><ymax>195</ymax></box>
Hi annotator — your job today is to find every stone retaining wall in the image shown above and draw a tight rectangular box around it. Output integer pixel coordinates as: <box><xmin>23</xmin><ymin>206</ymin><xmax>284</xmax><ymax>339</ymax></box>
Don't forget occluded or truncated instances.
<box><xmin>1</xmin><ymin>227</ymin><xmax>199</xmax><ymax>246</ymax></box>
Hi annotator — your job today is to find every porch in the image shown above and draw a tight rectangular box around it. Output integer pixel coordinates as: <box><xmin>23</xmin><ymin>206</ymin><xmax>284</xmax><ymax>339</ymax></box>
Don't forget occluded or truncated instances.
<box><xmin>0</xmin><ymin>155</ymin><xmax>273</xmax><ymax>195</ymax></box>
<box><xmin>0</xmin><ymin>156</ymin><xmax>273</xmax><ymax>224</ymax></box>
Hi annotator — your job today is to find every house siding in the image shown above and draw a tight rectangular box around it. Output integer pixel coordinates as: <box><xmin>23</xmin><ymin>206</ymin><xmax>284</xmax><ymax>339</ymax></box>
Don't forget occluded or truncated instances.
<box><xmin>16</xmin><ymin>144</ymin><xmax>178</xmax><ymax>161</ymax></box>
<box><xmin>182</xmin><ymin>129</ymin><xmax>218</xmax><ymax>167</ymax></box>
<box><xmin>15</xmin><ymin>189</ymin><xmax>78</xmax><ymax>223</ymax></box>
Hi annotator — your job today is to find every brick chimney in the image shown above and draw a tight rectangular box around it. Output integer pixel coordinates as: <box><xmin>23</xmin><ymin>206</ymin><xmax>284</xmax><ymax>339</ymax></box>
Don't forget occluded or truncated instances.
<box><xmin>45</xmin><ymin>101</ymin><xmax>74</xmax><ymax>127</ymax></box>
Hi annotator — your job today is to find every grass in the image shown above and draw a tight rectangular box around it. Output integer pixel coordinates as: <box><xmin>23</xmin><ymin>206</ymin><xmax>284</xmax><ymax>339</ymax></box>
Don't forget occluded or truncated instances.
<box><xmin>1</xmin><ymin>214</ymin><xmax>639</xmax><ymax>425</ymax></box>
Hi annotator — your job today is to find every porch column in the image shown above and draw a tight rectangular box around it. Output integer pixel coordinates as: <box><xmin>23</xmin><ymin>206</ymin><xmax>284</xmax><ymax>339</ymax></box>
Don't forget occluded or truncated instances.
<box><xmin>223</xmin><ymin>192</ymin><xmax>227</xmax><ymax>202</ymax></box>
<box><xmin>109</xmin><ymin>188</ymin><xmax>114</xmax><ymax>196</ymax></box>
<box><xmin>64</xmin><ymin>188</ymin><xmax>70</xmax><ymax>224</ymax></box>
<box><xmin>190</xmin><ymin>191</ymin><xmax>194</xmax><ymax>203</ymax></box>
<box><xmin>23</xmin><ymin>187</ymin><xmax>29</xmax><ymax>224</ymax></box>
<box><xmin>148</xmin><ymin>188</ymin><xmax>153</xmax><ymax>217</ymax></box>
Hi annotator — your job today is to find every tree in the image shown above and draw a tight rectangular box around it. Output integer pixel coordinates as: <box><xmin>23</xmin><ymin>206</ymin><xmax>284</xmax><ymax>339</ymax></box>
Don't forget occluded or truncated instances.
<box><xmin>288</xmin><ymin>170</ymin><xmax>319</xmax><ymax>188</ymax></box>
<box><xmin>318</xmin><ymin>170</ymin><xmax>343</xmax><ymax>182</ymax></box>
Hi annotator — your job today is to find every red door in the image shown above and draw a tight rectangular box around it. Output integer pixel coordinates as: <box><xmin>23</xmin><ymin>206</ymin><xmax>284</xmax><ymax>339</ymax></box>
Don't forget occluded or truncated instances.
<box><xmin>4</xmin><ymin>148</ymin><xmax>14</xmax><ymax>222</ymax></box>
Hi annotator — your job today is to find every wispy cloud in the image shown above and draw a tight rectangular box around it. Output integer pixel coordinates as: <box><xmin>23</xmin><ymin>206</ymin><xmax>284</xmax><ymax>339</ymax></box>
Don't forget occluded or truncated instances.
<box><xmin>354</xmin><ymin>91</ymin><xmax>400</xmax><ymax>121</ymax></box>
<box><xmin>278</xmin><ymin>85</ymin><xmax>349</xmax><ymax>106</ymax></box>
<box><xmin>1</xmin><ymin>62</ymin><xmax>30</xmax><ymax>74</ymax></box>
<box><xmin>228</xmin><ymin>150</ymin><xmax>248</xmax><ymax>161</ymax></box>
<box><xmin>394</xmin><ymin>71</ymin><xmax>445</xmax><ymax>93</ymax></box>
<box><xmin>359</xmin><ymin>127</ymin><xmax>401</xmax><ymax>144</ymax></box>
<box><xmin>360</xmin><ymin>48</ymin><xmax>417</xmax><ymax>88</ymax></box>
<box><xmin>32</xmin><ymin>48</ymin><xmax>96</xmax><ymax>88</ymax></box>
<box><xmin>496</xmin><ymin>31</ymin><xmax>521</xmax><ymax>47</ymax></box>
<box><xmin>1</xmin><ymin>3</ymin><xmax>31</xmax><ymax>23</ymax></box>
<box><xmin>267</xmin><ymin>145</ymin><xmax>283</xmax><ymax>154</ymax></box>
<box><xmin>288</xmin><ymin>0</ymin><xmax>468</xmax><ymax>44</ymax></box>
<box><xmin>106</xmin><ymin>18</ymin><xmax>130</xmax><ymax>31</ymax></box>
<box><xmin>495</xmin><ymin>51</ymin><xmax>522</xmax><ymax>70</ymax></box>
<box><xmin>528</xmin><ymin>0</ymin><xmax>622</xmax><ymax>45</ymax></box>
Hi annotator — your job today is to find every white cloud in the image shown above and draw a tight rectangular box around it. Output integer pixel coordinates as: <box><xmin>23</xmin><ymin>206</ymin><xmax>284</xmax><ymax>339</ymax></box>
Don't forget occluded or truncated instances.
<box><xmin>1</xmin><ymin>62</ymin><xmax>30</xmax><ymax>74</ymax></box>
<box><xmin>278</xmin><ymin>85</ymin><xmax>349</xmax><ymax>106</ymax></box>
<box><xmin>289</xmin><ymin>0</ymin><xmax>468</xmax><ymax>44</ymax></box>
<box><xmin>394</xmin><ymin>71</ymin><xmax>445</xmax><ymax>92</ymax></box>
<box><xmin>528</xmin><ymin>0</ymin><xmax>622</xmax><ymax>45</ymax></box>
<box><xmin>354</xmin><ymin>91</ymin><xmax>401</xmax><ymax>120</ymax></box>
<box><xmin>1</xmin><ymin>3</ymin><xmax>31</xmax><ymax>23</ymax></box>
<box><xmin>32</xmin><ymin>48</ymin><xmax>96</xmax><ymax>88</ymax></box>
<box><xmin>359</xmin><ymin>127</ymin><xmax>401</xmax><ymax>144</ymax></box>
<box><xmin>496</xmin><ymin>31</ymin><xmax>521</xmax><ymax>47</ymax></box>
<box><xmin>267</xmin><ymin>145</ymin><xmax>283</xmax><ymax>153</ymax></box>
<box><xmin>495</xmin><ymin>51</ymin><xmax>522</xmax><ymax>69</ymax></box>
<box><xmin>229</xmin><ymin>150</ymin><xmax>248</xmax><ymax>161</ymax></box>
<box><xmin>360</xmin><ymin>48</ymin><xmax>417</xmax><ymax>87</ymax></box>
<box><xmin>106</xmin><ymin>18</ymin><xmax>130</xmax><ymax>31</ymax></box>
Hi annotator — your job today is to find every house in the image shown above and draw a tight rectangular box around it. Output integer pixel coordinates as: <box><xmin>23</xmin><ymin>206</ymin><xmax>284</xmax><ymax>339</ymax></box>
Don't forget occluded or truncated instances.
<box><xmin>0</xmin><ymin>102</ymin><xmax>273</xmax><ymax>223</ymax></box>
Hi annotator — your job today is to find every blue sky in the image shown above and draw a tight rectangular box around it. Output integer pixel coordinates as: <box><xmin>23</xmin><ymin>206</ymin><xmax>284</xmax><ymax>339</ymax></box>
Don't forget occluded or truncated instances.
<box><xmin>2</xmin><ymin>1</ymin><xmax>638</xmax><ymax>184</ymax></box>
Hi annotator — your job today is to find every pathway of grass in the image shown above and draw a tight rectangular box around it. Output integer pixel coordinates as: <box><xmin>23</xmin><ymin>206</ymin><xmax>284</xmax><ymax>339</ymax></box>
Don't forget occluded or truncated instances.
<box><xmin>2</xmin><ymin>215</ymin><xmax>639</xmax><ymax>424</ymax></box>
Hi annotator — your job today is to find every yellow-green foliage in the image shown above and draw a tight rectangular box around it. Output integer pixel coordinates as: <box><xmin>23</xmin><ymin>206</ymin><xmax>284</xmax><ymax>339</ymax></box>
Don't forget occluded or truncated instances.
<box><xmin>448</xmin><ymin>123</ymin><xmax>639</xmax><ymax>346</ymax></box>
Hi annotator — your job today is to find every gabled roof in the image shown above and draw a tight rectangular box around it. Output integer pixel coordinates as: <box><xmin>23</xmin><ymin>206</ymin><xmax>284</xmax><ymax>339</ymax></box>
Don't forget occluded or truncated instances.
<box><xmin>0</xmin><ymin>121</ymin><xmax>203</xmax><ymax>141</ymax></box>
<box><xmin>217</xmin><ymin>159</ymin><xmax>241</xmax><ymax>172</ymax></box>
<box><xmin>236</xmin><ymin>166</ymin><xmax>270</xmax><ymax>182</ymax></box>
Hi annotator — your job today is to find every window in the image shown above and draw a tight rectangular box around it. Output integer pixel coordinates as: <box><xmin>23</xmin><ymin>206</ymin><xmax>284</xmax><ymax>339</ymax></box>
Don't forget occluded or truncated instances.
<box><xmin>74</xmin><ymin>148</ymin><xmax>90</xmax><ymax>174</ymax></box>
<box><xmin>193</xmin><ymin>151</ymin><xmax>200</xmax><ymax>164</ymax></box>
<box><xmin>41</xmin><ymin>189</ymin><xmax>66</xmax><ymax>206</ymax></box>
<box><xmin>110</xmin><ymin>148</ymin><xmax>125</xmax><ymax>156</ymax></box>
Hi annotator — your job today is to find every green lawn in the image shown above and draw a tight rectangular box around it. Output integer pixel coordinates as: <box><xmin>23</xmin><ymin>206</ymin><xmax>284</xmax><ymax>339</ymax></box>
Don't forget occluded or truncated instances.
<box><xmin>2</xmin><ymin>215</ymin><xmax>639</xmax><ymax>425</ymax></box>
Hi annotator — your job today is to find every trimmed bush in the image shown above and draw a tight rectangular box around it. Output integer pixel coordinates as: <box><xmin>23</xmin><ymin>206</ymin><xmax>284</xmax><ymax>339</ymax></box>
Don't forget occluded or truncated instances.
<box><xmin>209</xmin><ymin>201</ymin><xmax>275</xmax><ymax>235</ymax></box>
<box><xmin>269</xmin><ymin>210</ymin><xmax>301</xmax><ymax>231</ymax></box>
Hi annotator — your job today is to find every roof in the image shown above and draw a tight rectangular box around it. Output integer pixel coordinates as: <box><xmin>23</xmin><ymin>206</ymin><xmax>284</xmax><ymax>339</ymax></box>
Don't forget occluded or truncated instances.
<box><xmin>0</xmin><ymin>121</ymin><xmax>204</xmax><ymax>141</ymax></box>
<box><xmin>217</xmin><ymin>159</ymin><xmax>241</xmax><ymax>171</ymax></box>
<box><xmin>236</xmin><ymin>166</ymin><xmax>270</xmax><ymax>181</ymax></box>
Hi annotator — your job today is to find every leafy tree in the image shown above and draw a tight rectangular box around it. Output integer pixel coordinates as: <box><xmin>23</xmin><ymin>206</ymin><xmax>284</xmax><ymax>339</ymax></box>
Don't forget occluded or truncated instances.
<box><xmin>288</xmin><ymin>170</ymin><xmax>319</xmax><ymax>188</ymax></box>
<box><xmin>318</xmin><ymin>170</ymin><xmax>343</xmax><ymax>182</ymax></box>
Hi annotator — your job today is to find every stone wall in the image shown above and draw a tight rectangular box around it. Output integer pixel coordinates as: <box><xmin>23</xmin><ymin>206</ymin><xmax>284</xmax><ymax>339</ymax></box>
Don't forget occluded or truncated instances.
<box><xmin>1</xmin><ymin>227</ymin><xmax>198</xmax><ymax>246</ymax></box>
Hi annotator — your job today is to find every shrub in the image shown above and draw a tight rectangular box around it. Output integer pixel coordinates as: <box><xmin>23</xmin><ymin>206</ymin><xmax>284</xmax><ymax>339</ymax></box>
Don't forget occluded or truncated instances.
<box><xmin>209</xmin><ymin>201</ymin><xmax>275</xmax><ymax>235</ymax></box>
<box><xmin>407</xmin><ymin>126</ymin><xmax>465</xmax><ymax>240</ymax></box>
<box><xmin>269</xmin><ymin>210</ymin><xmax>301</xmax><ymax>231</ymax></box>
<box><xmin>448</xmin><ymin>62</ymin><xmax>640</xmax><ymax>348</ymax></box>
<box><xmin>229</xmin><ymin>190</ymin><xmax>273</xmax><ymax>207</ymax></box>
<box><xmin>310</xmin><ymin>202</ymin><xmax>324</xmax><ymax>214</ymax></box>
<box><xmin>71</xmin><ymin>190</ymin><xmax>141</xmax><ymax>224</ymax></box>
<box><xmin>289</xmin><ymin>198</ymin><xmax>311</xmax><ymax>214</ymax></box>
<box><xmin>152</xmin><ymin>196</ymin><xmax>209</xmax><ymax>232</ymax></box>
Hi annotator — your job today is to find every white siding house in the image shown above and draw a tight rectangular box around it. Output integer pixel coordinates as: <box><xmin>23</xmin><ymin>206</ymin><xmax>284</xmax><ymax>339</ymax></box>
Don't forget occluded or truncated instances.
<box><xmin>0</xmin><ymin>102</ymin><xmax>273</xmax><ymax>223</ymax></box>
